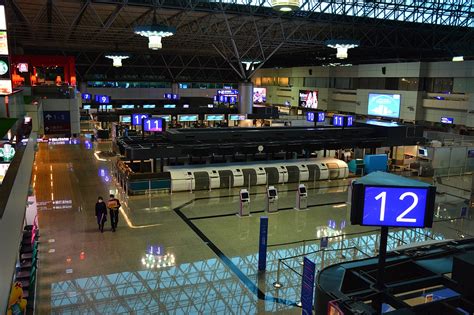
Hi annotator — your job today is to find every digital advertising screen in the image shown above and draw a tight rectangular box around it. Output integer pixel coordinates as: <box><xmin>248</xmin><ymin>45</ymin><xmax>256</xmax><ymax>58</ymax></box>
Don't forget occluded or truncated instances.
<box><xmin>361</xmin><ymin>186</ymin><xmax>430</xmax><ymax>228</ymax></box>
<box><xmin>368</xmin><ymin>93</ymin><xmax>401</xmax><ymax>118</ymax></box>
<box><xmin>441</xmin><ymin>117</ymin><xmax>454</xmax><ymax>124</ymax></box>
<box><xmin>299</xmin><ymin>90</ymin><xmax>318</xmax><ymax>109</ymax></box>
<box><xmin>217</xmin><ymin>89</ymin><xmax>238</xmax><ymax>96</ymax></box>
<box><xmin>132</xmin><ymin>113</ymin><xmax>149</xmax><ymax>126</ymax></box>
<box><xmin>143</xmin><ymin>118</ymin><xmax>165</xmax><ymax>132</ymax></box>
<box><xmin>253</xmin><ymin>88</ymin><xmax>266</xmax><ymax>103</ymax></box>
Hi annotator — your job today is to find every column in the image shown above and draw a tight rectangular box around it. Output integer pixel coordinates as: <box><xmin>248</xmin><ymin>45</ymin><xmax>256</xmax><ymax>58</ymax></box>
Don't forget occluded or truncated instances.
<box><xmin>238</xmin><ymin>82</ymin><xmax>253</xmax><ymax>114</ymax></box>
<box><xmin>171</xmin><ymin>82</ymin><xmax>179</xmax><ymax>95</ymax></box>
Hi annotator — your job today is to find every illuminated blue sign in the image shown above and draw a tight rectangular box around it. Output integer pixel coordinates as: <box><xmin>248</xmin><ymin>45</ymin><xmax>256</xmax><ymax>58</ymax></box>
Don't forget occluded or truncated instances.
<box><xmin>441</xmin><ymin>117</ymin><xmax>454</xmax><ymax>124</ymax></box>
<box><xmin>82</xmin><ymin>93</ymin><xmax>91</xmax><ymax>101</ymax></box>
<box><xmin>147</xmin><ymin>245</ymin><xmax>164</xmax><ymax>256</ymax></box>
<box><xmin>143</xmin><ymin>118</ymin><xmax>164</xmax><ymax>132</ymax></box>
<box><xmin>95</xmin><ymin>94</ymin><xmax>110</xmax><ymax>104</ymax></box>
<box><xmin>217</xmin><ymin>89</ymin><xmax>238</xmax><ymax>96</ymax></box>
<box><xmin>332</xmin><ymin>115</ymin><xmax>353</xmax><ymax>127</ymax></box>
<box><xmin>362</xmin><ymin>186</ymin><xmax>429</xmax><ymax>228</ymax></box>
<box><xmin>306</xmin><ymin>112</ymin><xmax>325</xmax><ymax>122</ymax></box>
<box><xmin>164</xmin><ymin>93</ymin><xmax>179</xmax><ymax>100</ymax></box>
<box><xmin>132</xmin><ymin>113</ymin><xmax>149</xmax><ymax>126</ymax></box>
<box><xmin>143</xmin><ymin>104</ymin><xmax>155</xmax><ymax>109</ymax></box>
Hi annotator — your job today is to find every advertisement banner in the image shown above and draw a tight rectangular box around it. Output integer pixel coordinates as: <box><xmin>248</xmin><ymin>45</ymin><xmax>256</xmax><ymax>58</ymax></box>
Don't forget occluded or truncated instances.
<box><xmin>258</xmin><ymin>216</ymin><xmax>268</xmax><ymax>271</ymax></box>
<box><xmin>301</xmin><ymin>257</ymin><xmax>316</xmax><ymax>315</ymax></box>
<box><xmin>299</xmin><ymin>90</ymin><xmax>318</xmax><ymax>109</ymax></box>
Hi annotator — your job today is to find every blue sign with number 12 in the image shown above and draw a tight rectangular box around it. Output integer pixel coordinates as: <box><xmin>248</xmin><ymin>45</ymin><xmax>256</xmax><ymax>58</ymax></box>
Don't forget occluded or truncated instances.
<box><xmin>362</xmin><ymin>186</ymin><xmax>428</xmax><ymax>227</ymax></box>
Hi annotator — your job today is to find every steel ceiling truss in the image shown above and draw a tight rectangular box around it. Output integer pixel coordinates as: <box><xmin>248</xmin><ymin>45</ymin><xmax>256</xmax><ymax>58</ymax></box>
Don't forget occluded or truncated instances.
<box><xmin>5</xmin><ymin>0</ymin><xmax>474</xmax><ymax>82</ymax></box>
<box><xmin>73</xmin><ymin>50</ymin><xmax>237</xmax><ymax>82</ymax></box>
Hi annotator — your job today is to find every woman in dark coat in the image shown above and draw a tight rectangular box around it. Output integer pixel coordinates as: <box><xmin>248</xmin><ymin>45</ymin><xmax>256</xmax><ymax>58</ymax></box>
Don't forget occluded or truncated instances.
<box><xmin>95</xmin><ymin>197</ymin><xmax>107</xmax><ymax>233</ymax></box>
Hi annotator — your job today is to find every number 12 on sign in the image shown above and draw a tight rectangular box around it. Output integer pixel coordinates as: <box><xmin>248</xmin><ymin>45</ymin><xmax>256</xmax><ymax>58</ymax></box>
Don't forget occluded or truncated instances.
<box><xmin>362</xmin><ymin>186</ymin><xmax>428</xmax><ymax>227</ymax></box>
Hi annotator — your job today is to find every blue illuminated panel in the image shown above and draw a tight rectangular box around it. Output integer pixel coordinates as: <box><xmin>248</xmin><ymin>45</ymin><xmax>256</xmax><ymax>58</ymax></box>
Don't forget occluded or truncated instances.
<box><xmin>362</xmin><ymin>186</ymin><xmax>429</xmax><ymax>227</ymax></box>
<box><xmin>306</xmin><ymin>112</ymin><xmax>325</xmax><ymax>122</ymax></box>
<box><xmin>132</xmin><ymin>113</ymin><xmax>149</xmax><ymax>126</ymax></box>
<box><xmin>143</xmin><ymin>118</ymin><xmax>164</xmax><ymax>132</ymax></box>
<box><xmin>347</xmin><ymin>115</ymin><xmax>354</xmax><ymax>126</ymax></box>
<box><xmin>82</xmin><ymin>93</ymin><xmax>91</xmax><ymax>101</ymax></box>
<box><xmin>332</xmin><ymin>115</ymin><xmax>344</xmax><ymax>126</ymax></box>
<box><xmin>95</xmin><ymin>94</ymin><xmax>110</xmax><ymax>104</ymax></box>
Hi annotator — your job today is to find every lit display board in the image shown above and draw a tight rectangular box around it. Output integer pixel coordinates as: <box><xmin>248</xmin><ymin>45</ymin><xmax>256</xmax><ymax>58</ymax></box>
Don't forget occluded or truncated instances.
<box><xmin>119</xmin><ymin>116</ymin><xmax>131</xmax><ymax>123</ymax></box>
<box><xmin>143</xmin><ymin>104</ymin><xmax>155</xmax><ymax>109</ymax></box>
<box><xmin>121</xmin><ymin>104</ymin><xmax>134</xmax><ymax>109</ymax></box>
<box><xmin>350</xmin><ymin>173</ymin><xmax>436</xmax><ymax>228</ymax></box>
<box><xmin>95</xmin><ymin>95</ymin><xmax>111</xmax><ymax>104</ymax></box>
<box><xmin>253</xmin><ymin>88</ymin><xmax>266</xmax><ymax>103</ymax></box>
<box><xmin>332</xmin><ymin>115</ymin><xmax>353</xmax><ymax>127</ymax></box>
<box><xmin>153</xmin><ymin>115</ymin><xmax>171</xmax><ymax>122</ymax></box>
<box><xmin>82</xmin><ymin>93</ymin><xmax>92</xmax><ymax>101</ymax></box>
<box><xmin>143</xmin><ymin>118</ymin><xmax>165</xmax><ymax>132</ymax></box>
<box><xmin>217</xmin><ymin>89</ymin><xmax>238</xmax><ymax>96</ymax></box>
<box><xmin>164</xmin><ymin>104</ymin><xmax>176</xmax><ymax>108</ymax></box>
<box><xmin>164</xmin><ymin>93</ymin><xmax>179</xmax><ymax>100</ymax></box>
<box><xmin>205</xmin><ymin>114</ymin><xmax>225</xmax><ymax>121</ymax></box>
<box><xmin>441</xmin><ymin>117</ymin><xmax>454</xmax><ymax>124</ymax></box>
<box><xmin>368</xmin><ymin>93</ymin><xmax>401</xmax><ymax>118</ymax></box>
<box><xmin>132</xmin><ymin>113</ymin><xmax>149</xmax><ymax>126</ymax></box>
<box><xmin>229</xmin><ymin>114</ymin><xmax>247</xmax><ymax>121</ymax></box>
<box><xmin>178</xmin><ymin>115</ymin><xmax>198</xmax><ymax>122</ymax></box>
<box><xmin>306</xmin><ymin>112</ymin><xmax>325</xmax><ymax>123</ymax></box>
<box><xmin>98</xmin><ymin>105</ymin><xmax>112</xmax><ymax>110</ymax></box>
<box><xmin>299</xmin><ymin>90</ymin><xmax>318</xmax><ymax>109</ymax></box>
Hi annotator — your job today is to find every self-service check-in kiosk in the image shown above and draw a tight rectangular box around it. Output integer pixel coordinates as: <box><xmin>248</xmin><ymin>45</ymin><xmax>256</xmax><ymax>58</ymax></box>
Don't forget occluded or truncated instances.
<box><xmin>239</xmin><ymin>189</ymin><xmax>250</xmax><ymax>216</ymax></box>
<box><xmin>296</xmin><ymin>184</ymin><xmax>308</xmax><ymax>210</ymax></box>
<box><xmin>266</xmin><ymin>186</ymin><xmax>279</xmax><ymax>213</ymax></box>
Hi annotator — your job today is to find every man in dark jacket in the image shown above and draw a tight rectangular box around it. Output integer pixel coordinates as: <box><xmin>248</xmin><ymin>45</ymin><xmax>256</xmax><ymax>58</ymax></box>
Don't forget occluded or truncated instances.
<box><xmin>95</xmin><ymin>197</ymin><xmax>107</xmax><ymax>233</ymax></box>
<box><xmin>107</xmin><ymin>194</ymin><xmax>121</xmax><ymax>232</ymax></box>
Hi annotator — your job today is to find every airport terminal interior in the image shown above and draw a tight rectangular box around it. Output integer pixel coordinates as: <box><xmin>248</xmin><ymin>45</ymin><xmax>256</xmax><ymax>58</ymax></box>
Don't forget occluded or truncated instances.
<box><xmin>1</xmin><ymin>1</ymin><xmax>474</xmax><ymax>314</ymax></box>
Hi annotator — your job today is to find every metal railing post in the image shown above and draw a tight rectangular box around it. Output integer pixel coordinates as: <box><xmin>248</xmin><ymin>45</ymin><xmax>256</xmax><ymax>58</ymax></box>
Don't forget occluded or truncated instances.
<box><xmin>273</xmin><ymin>259</ymin><xmax>283</xmax><ymax>288</ymax></box>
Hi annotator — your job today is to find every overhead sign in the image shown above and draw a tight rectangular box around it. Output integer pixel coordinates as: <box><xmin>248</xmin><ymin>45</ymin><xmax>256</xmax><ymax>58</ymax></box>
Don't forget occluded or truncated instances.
<box><xmin>132</xmin><ymin>113</ymin><xmax>149</xmax><ymax>126</ymax></box>
<box><xmin>82</xmin><ymin>93</ymin><xmax>92</xmax><ymax>101</ymax></box>
<box><xmin>205</xmin><ymin>114</ymin><xmax>225</xmax><ymax>121</ymax></box>
<box><xmin>350</xmin><ymin>172</ymin><xmax>436</xmax><ymax>228</ymax></box>
<box><xmin>178</xmin><ymin>115</ymin><xmax>198</xmax><ymax>122</ymax></box>
<box><xmin>306</xmin><ymin>112</ymin><xmax>325</xmax><ymax>123</ymax></box>
<box><xmin>153</xmin><ymin>115</ymin><xmax>171</xmax><ymax>122</ymax></box>
<box><xmin>95</xmin><ymin>94</ymin><xmax>110</xmax><ymax>104</ymax></box>
<box><xmin>217</xmin><ymin>89</ymin><xmax>238</xmax><ymax>96</ymax></box>
<box><xmin>229</xmin><ymin>114</ymin><xmax>246</xmax><ymax>121</ymax></box>
<box><xmin>143</xmin><ymin>118</ymin><xmax>165</xmax><ymax>132</ymax></box>
<box><xmin>164</xmin><ymin>93</ymin><xmax>179</xmax><ymax>100</ymax></box>
<box><xmin>43</xmin><ymin>111</ymin><xmax>71</xmax><ymax>135</ymax></box>
<box><xmin>332</xmin><ymin>115</ymin><xmax>353</xmax><ymax>127</ymax></box>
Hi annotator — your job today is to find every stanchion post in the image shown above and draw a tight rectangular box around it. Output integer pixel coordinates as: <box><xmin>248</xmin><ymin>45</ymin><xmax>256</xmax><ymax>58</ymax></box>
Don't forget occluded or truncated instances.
<box><xmin>273</xmin><ymin>259</ymin><xmax>282</xmax><ymax>288</ymax></box>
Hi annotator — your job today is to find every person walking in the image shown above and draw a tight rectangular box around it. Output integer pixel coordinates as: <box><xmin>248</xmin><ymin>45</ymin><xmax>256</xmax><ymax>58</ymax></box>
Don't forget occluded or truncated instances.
<box><xmin>95</xmin><ymin>197</ymin><xmax>107</xmax><ymax>233</ymax></box>
<box><xmin>107</xmin><ymin>194</ymin><xmax>121</xmax><ymax>232</ymax></box>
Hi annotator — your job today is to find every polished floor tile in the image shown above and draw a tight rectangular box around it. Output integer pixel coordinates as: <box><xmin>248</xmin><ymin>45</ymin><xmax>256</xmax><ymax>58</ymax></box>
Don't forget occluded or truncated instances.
<box><xmin>32</xmin><ymin>140</ymin><xmax>472</xmax><ymax>314</ymax></box>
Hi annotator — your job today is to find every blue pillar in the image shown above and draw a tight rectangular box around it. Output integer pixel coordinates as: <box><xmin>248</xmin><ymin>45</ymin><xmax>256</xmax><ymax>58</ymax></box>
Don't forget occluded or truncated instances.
<box><xmin>258</xmin><ymin>216</ymin><xmax>268</xmax><ymax>272</ymax></box>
